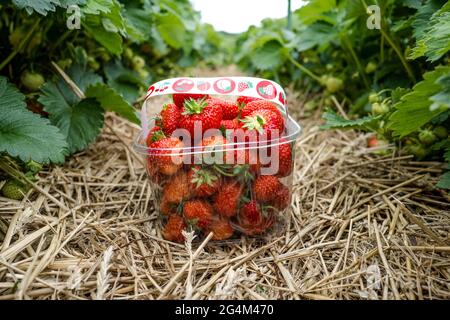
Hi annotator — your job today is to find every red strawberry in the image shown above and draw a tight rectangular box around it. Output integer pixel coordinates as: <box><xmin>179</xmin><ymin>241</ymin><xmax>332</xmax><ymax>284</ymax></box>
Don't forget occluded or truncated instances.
<box><xmin>147</xmin><ymin>157</ymin><xmax>164</xmax><ymax>184</ymax></box>
<box><xmin>236</xmin><ymin>96</ymin><xmax>261</xmax><ymax>108</ymax></box>
<box><xmin>237</xmin><ymin>202</ymin><xmax>275</xmax><ymax>236</ymax></box>
<box><xmin>240</xmin><ymin>201</ymin><xmax>262</xmax><ymax>225</ymax></box>
<box><xmin>162</xmin><ymin>171</ymin><xmax>191</xmax><ymax>203</ymax></box>
<box><xmin>146</xmin><ymin>126</ymin><xmax>165</xmax><ymax>146</ymax></box>
<box><xmin>163</xmin><ymin>214</ymin><xmax>186</xmax><ymax>243</ymax></box>
<box><xmin>179</xmin><ymin>98</ymin><xmax>223</xmax><ymax>136</ymax></box>
<box><xmin>209</xmin><ymin>97</ymin><xmax>239</xmax><ymax>120</ymax></box>
<box><xmin>240</xmin><ymin>100</ymin><xmax>281</xmax><ymax>118</ymax></box>
<box><xmin>209</xmin><ymin>218</ymin><xmax>234</xmax><ymax>240</ymax></box>
<box><xmin>187</xmin><ymin>166</ymin><xmax>220</xmax><ymax>197</ymax></box>
<box><xmin>196</xmin><ymin>135</ymin><xmax>231</xmax><ymax>164</ymax></box>
<box><xmin>183</xmin><ymin>199</ymin><xmax>214</xmax><ymax>229</ymax></box>
<box><xmin>149</xmin><ymin>137</ymin><xmax>184</xmax><ymax>175</ymax></box>
<box><xmin>160</xmin><ymin>195</ymin><xmax>177</xmax><ymax>215</ymax></box>
<box><xmin>220</xmin><ymin>119</ymin><xmax>241</xmax><ymax>131</ymax></box>
<box><xmin>271</xmin><ymin>184</ymin><xmax>290</xmax><ymax>210</ymax></box>
<box><xmin>271</xmin><ymin>138</ymin><xmax>292</xmax><ymax>177</ymax></box>
<box><xmin>367</xmin><ymin>136</ymin><xmax>378</xmax><ymax>148</ymax></box>
<box><xmin>159</xmin><ymin>103</ymin><xmax>181</xmax><ymax>135</ymax></box>
<box><xmin>213</xmin><ymin>180</ymin><xmax>242</xmax><ymax>217</ymax></box>
<box><xmin>252</xmin><ymin>175</ymin><xmax>282</xmax><ymax>203</ymax></box>
<box><xmin>240</xmin><ymin>108</ymin><xmax>284</xmax><ymax>140</ymax></box>
<box><xmin>173</xmin><ymin>93</ymin><xmax>209</xmax><ymax>109</ymax></box>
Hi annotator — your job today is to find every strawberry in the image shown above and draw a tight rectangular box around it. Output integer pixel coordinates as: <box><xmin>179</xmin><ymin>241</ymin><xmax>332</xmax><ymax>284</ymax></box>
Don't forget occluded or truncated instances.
<box><xmin>270</xmin><ymin>138</ymin><xmax>292</xmax><ymax>177</ymax></box>
<box><xmin>146</xmin><ymin>157</ymin><xmax>163</xmax><ymax>184</ymax></box>
<box><xmin>240</xmin><ymin>100</ymin><xmax>281</xmax><ymax>118</ymax></box>
<box><xmin>367</xmin><ymin>136</ymin><xmax>378</xmax><ymax>148</ymax></box>
<box><xmin>252</xmin><ymin>175</ymin><xmax>282</xmax><ymax>203</ymax></box>
<box><xmin>183</xmin><ymin>199</ymin><xmax>214</xmax><ymax>229</ymax></box>
<box><xmin>240</xmin><ymin>108</ymin><xmax>284</xmax><ymax>140</ymax></box>
<box><xmin>160</xmin><ymin>195</ymin><xmax>178</xmax><ymax>215</ymax></box>
<box><xmin>162</xmin><ymin>172</ymin><xmax>191</xmax><ymax>203</ymax></box>
<box><xmin>163</xmin><ymin>214</ymin><xmax>186</xmax><ymax>243</ymax></box>
<box><xmin>146</xmin><ymin>126</ymin><xmax>165</xmax><ymax>146</ymax></box>
<box><xmin>237</xmin><ymin>201</ymin><xmax>275</xmax><ymax>236</ymax></box>
<box><xmin>239</xmin><ymin>201</ymin><xmax>262</xmax><ymax>225</ymax></box>
<box><xmin>187</xmin><ymin>166</ymin><xmax>220</xmax><ymax>197</ymax></box>
<box><xmin>213</xmin><ymin>180</ymin><xmax>242</xmax><ymax>217</ymax></box>
<box><xmin>196</xmin><ymin>135</ymin><xmax>231</xmax><ymax>164</ymax></box>
<box><xmin>173</xmin><ymin>93</ymin><xmax>209</xmax><ymax>109</ymax></box>
<box><xmin>179</xmin><ymin>98</ymin><xmax>223</xmax><ymax>136</ymax></box>
<box><xmin>220</xmin><ymin>119</ymin><xmax>241</xmax><ymax>131</ymax></box>
<box><xmin>209</xmin><ymin>97</ymin><xmax>239</xmax><ymax>120</ymax></box>
<box><xmin>209</xmin><ymin>218</ymin><xmax>234</xmax><ymax>240</ymax></box>
<box><xmin>148</xmin><ymin>137</ymin><xmax>184</xmax><ymax>175</ymax></box>
<box><xmin>236</xmin><ymin>96</ymin><xmax>261</xmax><ymax>108</ymax></box>
<box><xmin>271</xmin><ymin>184</ymin><xmax>290</xmax><ymax>210</ymax></box>
<box><xmin>1</xmin><ymin>180</ymin><xmax>27</xmax><ymax>200</ymax></box>
<box><xmin>159</xmin><ymin>103</ymin><xmax>181</xmax><ymax>136</ymax></box>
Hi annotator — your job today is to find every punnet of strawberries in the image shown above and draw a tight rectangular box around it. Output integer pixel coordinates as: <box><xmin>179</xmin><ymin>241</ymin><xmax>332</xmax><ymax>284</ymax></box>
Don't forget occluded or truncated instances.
<box><xmin>144</xmin><ymin>93</ymin><xmax>295</xmax><ymax>243</ymax></box>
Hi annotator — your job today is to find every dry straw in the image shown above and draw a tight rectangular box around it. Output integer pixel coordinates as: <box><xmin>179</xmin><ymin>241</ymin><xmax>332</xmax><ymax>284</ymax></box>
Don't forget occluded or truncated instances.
<box><xmin>0</xmin><ymin>67</ymin><xmax>449</xmax><ymax>300</ymax></box>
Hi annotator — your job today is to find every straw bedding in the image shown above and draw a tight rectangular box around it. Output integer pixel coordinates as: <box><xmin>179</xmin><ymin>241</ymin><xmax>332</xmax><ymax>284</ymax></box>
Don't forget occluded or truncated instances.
<box><xmin>0</xmin><ymin>81</ymin><xmax>449</xmax><ymax>300</ymax></box>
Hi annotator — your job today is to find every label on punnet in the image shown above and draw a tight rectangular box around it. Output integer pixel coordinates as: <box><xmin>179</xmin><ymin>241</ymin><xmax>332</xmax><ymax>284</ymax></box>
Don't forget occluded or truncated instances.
<box><xmin>145</xmin><ymin>76</ymin><xmax>287</xmax><ymax>109</ymax></box>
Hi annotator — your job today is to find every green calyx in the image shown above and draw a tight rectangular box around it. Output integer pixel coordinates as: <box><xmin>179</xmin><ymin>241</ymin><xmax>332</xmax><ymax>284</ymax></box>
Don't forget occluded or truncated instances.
<box><xmin>182</xmin><ymin>98</ymin><xmax>208</xmax><ymax>115</ymax></box>
<box><xmin>241</xmin><ymin>115</ymin><xmax>266</xmax><ymax>133</ymax></box>
<box><xmin>191</xmin><ymin>167</ymin><xmax>218</xmax><ymax>188</ymax></box>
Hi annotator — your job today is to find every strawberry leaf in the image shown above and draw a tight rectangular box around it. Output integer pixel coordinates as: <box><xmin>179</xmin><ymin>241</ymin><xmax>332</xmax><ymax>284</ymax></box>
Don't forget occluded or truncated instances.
<box><xmin>39</xmin><ymin>61</ymin><xmax>105</xmax><ymax>154</ymax></box>
<box><xmin>86</xmin><ymin>83</ymin><xmax>139</xmax><ymax>124</ymax></box>
<box><xmin>0</xmin><ymin>77</ymin><xmax>67</xmax><ymax>164</ymax></box>
<box><xmin>321</xmin><ymin>110</ymin><xmax>379</xmax><ymax>130</ymax></box>
<box><xmin>154</xmin><ymin>12</ymin><xmax>186</xmax><ymax>49</ymax></box>
<box><xmin>388</xmin><ymin>66</ymin><xmax>450</xmax><ymax>137</ymax></box>
<box><xmin>436</xmin><ymin>171</ymin><xmax>450</xmax><ymax>190</ymax></box>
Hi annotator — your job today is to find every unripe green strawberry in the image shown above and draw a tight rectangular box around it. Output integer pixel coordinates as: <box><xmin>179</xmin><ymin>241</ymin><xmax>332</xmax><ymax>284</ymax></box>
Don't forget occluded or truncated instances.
<box><xmin>368</xmin><ymin>93</ymin><xmax>379</xmax><ymax>103</ymax></box>
<box><xmin>365</xmin><ymin>61</ymin><xmax>377</xmax><ymax>74</ymax></box>
<box><xmin>1</xmin><ymin>180</ymin><xmax>27</xmax><ymax>200</ymax></box>
<box><xmin>123</xmin><ymin>47</ymin><xmax>134</xmax><ymax>60</ymax></box>
<box><xmin>56</xmin><ymin>58</ymin><xmax>72</xmax><ymax>70</ymax></box>
<box><xmin>371</xmin><ymin>102</ymin><xmax>389</xmax><ymax>115</ymax></box>
<box><xmin>21</xmin><ymin>71</ymin><xmax>44</xmax><ymax>91</ymax></box>
<box><xmin>322</xmin><ymin>76</ymin><xmax>343</xmax><ymax>93</ymax></box>
<box><xmin>405</xmin><ymin>145</ymin><xmax>427</xmax><ymax>159</ymax></box>
<box><xmin>418</xmin><ymin>130</ymin><xmax>436</xmax><ymax>145</ymax></box>
<box><xmin>433</xmin><ymin>126</ymin><xmax>448</xmax><ymax>139</ymax></box>
<box><xmin>132</xmin><ymin>56</ymin><xmax>145</xmax><ymax>70</ymax></box>
<box><xmin>87</xmin><ymin>56</ymin><xmax>100</xmax><ymax>71</ymax></box>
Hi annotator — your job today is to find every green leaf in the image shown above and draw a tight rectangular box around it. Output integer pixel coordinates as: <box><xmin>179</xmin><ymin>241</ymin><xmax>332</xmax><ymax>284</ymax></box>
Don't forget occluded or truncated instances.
<box><xmin>154</xmin><ymin>12</ymin><xmax>186</xmax><ymax>49</ymax></box>
<box><xmin>39</xmin><ymin>60</ymin><xmax>105</xmax><ymax>154</ymax></box>
<box><xmin>410</xmin><ymin>2</ymin><xmax>450</xmax><ymax>61</ymax></box>
<box><xmin>388</xmin><ymin>66</ymin><xmax>450</xmax><ymax>137</ymax></box>
<box><xmin>83</xmin><ymin>20</ymin><xmax>123</xmax><ymax>56</ymax></box>
<box><xmin>436</xmin><ymin>171</ymin><xmax>450</xmax><ymax>189</ymax></box>
<box><xmin>250</xmin><ymin>39</ymin><xmax>286</xmax><ymax>70</ymax></box>
<box><xmin>12</xmin><ymin>0</ymin><xmax>60</xmax><ymax>15</ymax></box>
<box><xmin>40</xmin><ymin>83</ymin><xmax>104</xmax><ymax>154</ymax></box>
<box><xmin>296</xmin><ymin>0</ymin><xmax>336</xmax><ymax>25</ymax></box>
<box><xmin>321</xmin><ymin>110</ymin><xmax>379</xmax><ymax>130</ymax></box>
<box><xmin>0</xmin><ymin>77</ymin><xmax>67</xmax><ymax>164</ymax></box>
<box><xmin>104</xmin><ymin>60</ymin><xmax>143</xmax><ymax>103</ymax></box>
<box><xmin>86</xmin><ymin>83</ymin><xmax>139</xmax><ymax>124</ymax></box>
<box><xmin>123</xmin><ymin>7</ymin><xmax>153</xmax><ymax>42</ymax></box>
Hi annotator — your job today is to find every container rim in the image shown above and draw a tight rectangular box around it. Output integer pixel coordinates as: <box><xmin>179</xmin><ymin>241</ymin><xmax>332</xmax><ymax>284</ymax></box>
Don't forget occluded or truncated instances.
<box><xmin>133</xmin><ymin>114</ymin><xmax>301</xmax><ymax>156</ymax></box>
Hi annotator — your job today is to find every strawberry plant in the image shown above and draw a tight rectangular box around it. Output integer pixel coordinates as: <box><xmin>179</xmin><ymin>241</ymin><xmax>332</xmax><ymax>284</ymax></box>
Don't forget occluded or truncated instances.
<box><xmin>0</xmin><ymin>0</ymin><xmax>227</xmax><ymax>198</ymax></box>
<box><xmin>234</xmin><ymin>0</ymin><xmax>450</xmax><ymax>190</ymax></box>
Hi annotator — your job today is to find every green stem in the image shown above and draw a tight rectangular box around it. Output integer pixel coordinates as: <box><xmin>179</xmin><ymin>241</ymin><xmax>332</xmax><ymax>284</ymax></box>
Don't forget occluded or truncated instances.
<box><xmin>0</xmin><ymin>19</ymin><xmax>40</xmax><ymax>72</ymax></box>
<box><xmin>379</xmin><ymin>28</ymin><xmax>416</xmax><ymax>83</ymax></box>
<box><xmin>341</xmin><ymin>34</ymin><xmax>370</xmax><ymax>88</ymax></box>
<box><xmin>286</xmin><ymin>54</ymin><xmax>322</xmax><ymax>83</ymax></box>
<box><xmin>51</xmin><ymin>29</ymin><xmax>72</xmax><ymax>51</ymax></box>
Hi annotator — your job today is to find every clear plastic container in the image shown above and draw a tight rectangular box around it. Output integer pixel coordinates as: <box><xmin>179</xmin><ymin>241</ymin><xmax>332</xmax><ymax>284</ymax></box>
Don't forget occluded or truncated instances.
<box><xmin>133</xmin><ymin>77</ymin><xmax>301</xmax><ymax>243</ymax></box>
